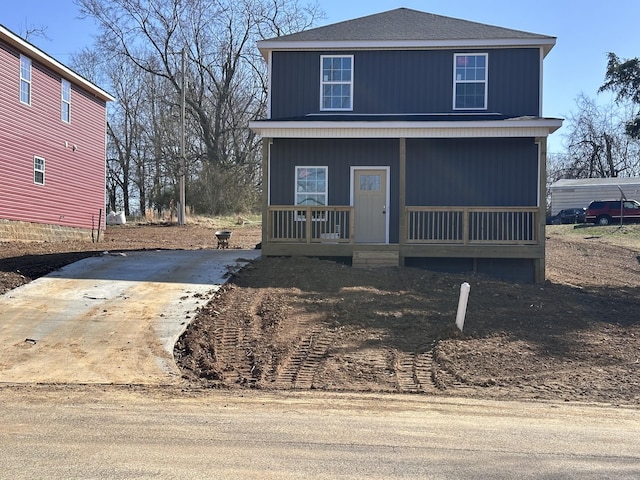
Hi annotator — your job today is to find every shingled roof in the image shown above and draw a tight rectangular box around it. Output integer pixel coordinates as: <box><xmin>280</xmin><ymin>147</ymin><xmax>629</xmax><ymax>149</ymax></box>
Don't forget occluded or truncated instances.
<box><xmin>258</xmin><ymin>8</ymin><xmax>556</xmax><ymax>57</ymax></box>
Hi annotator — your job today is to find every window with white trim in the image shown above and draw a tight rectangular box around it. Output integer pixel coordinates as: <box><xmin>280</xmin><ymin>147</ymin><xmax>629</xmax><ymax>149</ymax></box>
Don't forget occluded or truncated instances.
<box><xmin>453</xmin><ymin>53</ymin><xmax>487</xmax><ymax>110</ymax></box>
<box><xmin>320</xmin><ymin>55</ymin><xmax>353</xmax><ymax>111</ymax></box>
<box><xmin>61</xmin><ymin>79</ymin><xmax>71</xmax><ymax>123</ymax></box>
<box><xmin>295</xmin><ymin>166</ymin><xmax>327</xmax><ymax>206</ymax></box>
<box><xmin>34</xmin><ymin>156</ymin><xmax>45</xmax><ymax>185</ymax></box>
<box><xmin>20</xmin><ymin>55</ymin><xmax>31</xmax><ymax>105</ymax></box>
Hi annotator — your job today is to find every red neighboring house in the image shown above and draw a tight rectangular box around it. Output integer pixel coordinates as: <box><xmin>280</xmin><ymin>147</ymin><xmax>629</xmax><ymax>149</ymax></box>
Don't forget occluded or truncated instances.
<box><xmin>0</xmin><ymin>25</ymin><xmax>113</xmax><ymax>242</ymax></box>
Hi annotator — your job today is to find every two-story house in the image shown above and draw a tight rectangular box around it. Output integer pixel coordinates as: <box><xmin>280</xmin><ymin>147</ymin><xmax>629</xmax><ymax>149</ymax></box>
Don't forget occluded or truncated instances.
<box><xmin>0</xmin><ymin>25</ymin><xmax>113</xmax><ymax>242</ymax></box>
<box><xmin>250</xmin><ymin>8</ymin><xmax>562</xmax><ymax>283</ymax></box>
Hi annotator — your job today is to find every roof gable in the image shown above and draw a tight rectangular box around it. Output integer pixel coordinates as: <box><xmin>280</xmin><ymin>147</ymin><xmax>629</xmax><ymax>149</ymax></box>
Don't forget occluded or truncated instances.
<box><xmin>258</xmin><ymin>8</ymin><xmax>556</xmax><ymax>57</ymax></box>
<box><xmin>0</xmin><ymin>24</ymin><xmax>114</xmax><ymax>102</ymax></box>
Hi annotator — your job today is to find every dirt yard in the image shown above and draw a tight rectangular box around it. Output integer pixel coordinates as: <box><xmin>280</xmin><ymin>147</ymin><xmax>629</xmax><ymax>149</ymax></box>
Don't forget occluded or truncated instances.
<box><xmin>1</xmin><ymin>220</ymin><xmax>639</xmax><ymax>404</ymax></box>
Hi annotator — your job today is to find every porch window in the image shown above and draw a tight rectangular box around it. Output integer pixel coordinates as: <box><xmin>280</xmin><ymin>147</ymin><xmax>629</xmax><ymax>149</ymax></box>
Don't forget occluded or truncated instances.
<box><xmin>61</xmin><ymin>79</ymin><xmax>71</xmax><ymax>123</ymax></box>
<box><xmin>453</xmin><ymin>53</ymin><xmax>487</xmax><ymax>110</ymax></box>
<box><xmin>320</xmin><ymin>55</ymin><xmax>353</xmax><ymax>110</ymax></box>
<box><xmin>20</xmin><ymin>55</ymin><xmax>31</xmax><ymax>105</ymax></box>
<box><xmin>295</xmin><ymin>166</ymin><xmax>327</xmax><ymax>206</ymax></box>
<box><xmin>34</xmin><ymin>156</ymin><xmax>45</xmax><ymax>185</ymax></box>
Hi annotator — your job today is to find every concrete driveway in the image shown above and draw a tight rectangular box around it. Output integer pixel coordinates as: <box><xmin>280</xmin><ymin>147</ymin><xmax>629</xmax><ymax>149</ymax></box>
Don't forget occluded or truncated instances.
<box><xmin>0</xmin><ymin>249</ymin><xmax>260</xmax><ymax>384</ymax></box>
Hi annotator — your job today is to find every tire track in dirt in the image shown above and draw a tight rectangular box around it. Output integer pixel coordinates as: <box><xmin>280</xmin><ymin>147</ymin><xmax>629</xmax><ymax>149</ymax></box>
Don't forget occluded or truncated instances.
<box><xmin>273</xmin><ymin>329</ymin><xmax>334</xmax><ymax>389</ymax></box>
<box><xmin>395</xmin><ymin>351</ymin><xmax>421</xmax><ymax>392</ymax></box>
<box><xmin>395</xmin><ymin>345</ymin><xmax>442</xmax><ymax>393</ymax></box>
<box><xmin>212</xmin><ymin>304</ymin><xmax>258</xmax><ymax>385</ymax></box>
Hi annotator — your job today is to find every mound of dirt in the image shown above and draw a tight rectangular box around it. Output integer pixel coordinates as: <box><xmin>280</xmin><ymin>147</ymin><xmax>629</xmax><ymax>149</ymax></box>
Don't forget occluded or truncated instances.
<box><xmin>2</xmin><ymin>222</ymin><xmax>639</xmax><ymax>404</ymax></box>
<box><xmin>175</xmin><ymin>244</ymin><xmax>640</xmax><ymax>404</ymax></box>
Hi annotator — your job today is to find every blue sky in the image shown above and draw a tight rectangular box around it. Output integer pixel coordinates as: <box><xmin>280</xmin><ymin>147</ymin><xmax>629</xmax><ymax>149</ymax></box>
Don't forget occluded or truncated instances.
<box><xmin>3</xmin><ymin>1</ymin><xmax>639</xmax><ymax>154</ymax></box>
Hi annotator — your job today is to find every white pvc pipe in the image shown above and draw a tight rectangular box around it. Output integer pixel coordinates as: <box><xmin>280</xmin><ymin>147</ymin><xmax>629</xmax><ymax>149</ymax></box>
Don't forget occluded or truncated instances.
<box><xmin>455</xmin><ymin>282</ymin><xmax>471</xmax><ymax>331</ymax></box>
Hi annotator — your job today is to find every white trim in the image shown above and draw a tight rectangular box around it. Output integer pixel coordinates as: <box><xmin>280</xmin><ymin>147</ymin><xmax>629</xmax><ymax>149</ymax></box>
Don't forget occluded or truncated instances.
<box><xmin>295</xmin><ymin>165</ymin><xmax>328</xmax><ymax>206</ymax></box>
<box><xmin>350</xmin><ymin>166</ymin><xmax>390</xmax><ymax>244</ymax></box>
<box><xmin>1</xmin><ymin>25</ymin><xmax>114</xmax><ymax>102</ymax></box>
<box><xmin>267</xmin><ymin>50</ymin><xmax>272</xmax><ymax>119</ymax></box>
<box><xmin>320</xmin><ymin>55</ymin><xmax>354</xmax><ymax>111</ymax></box>
<box><xmin>20</xmin><ymin>54</ymin><xmax>31</xmax><ymax>105</ymax></box>
<box><xmin>61</xmin><ymin>79</ymin><xmax>71</xmax><ymax>123</ymax></box>
<box><xmin>33</xmin><ymin>155</ymin><xmax>45</xmax><ymax>185</ymax></box>
<box><xmin>258</xmin><ymin>38</ymin><xmax>556</xmax><ymax>59</ymax></box>
<box><xmin>453</xmin><ymin>53</ymin><xmax>488</xmax><ymax>110</ymax></box>
<box><xmin>250</xmin><ymin>118</ymin><xmax>563</xmax><ymax>139</ymax></box>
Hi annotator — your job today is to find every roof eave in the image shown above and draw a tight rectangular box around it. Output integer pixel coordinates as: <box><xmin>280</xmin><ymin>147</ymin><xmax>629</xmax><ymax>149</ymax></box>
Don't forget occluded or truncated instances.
<box><xmin>249</xmin><ymin>118</ymin><xmax>564</xmax><ymax>138</ymax></box>
<box><xmin>258</xmin><ymin>37</ymin><xmax>556</xmax><ymax>60</ymax></box>
<box><xmin>0</xmin><ymin>25</ymin><xmax>115</xmax><ymax>102</ymax></box>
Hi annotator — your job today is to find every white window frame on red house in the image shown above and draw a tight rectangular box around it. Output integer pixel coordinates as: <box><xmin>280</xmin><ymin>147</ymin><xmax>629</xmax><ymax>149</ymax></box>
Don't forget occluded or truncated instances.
<box><xmin>34</xmin><ymin>156</ymin><xmax>45</xmax><ymax>185</ymax></box>
<box><xmin>20</xmin><ymin>55</ymin><xmax>31</xmax><ymax>105</ymax></box>
<box><xmin>61</xmin><ymin>79</ymin><xmax>71</xmax><ymax>123</ymax></box>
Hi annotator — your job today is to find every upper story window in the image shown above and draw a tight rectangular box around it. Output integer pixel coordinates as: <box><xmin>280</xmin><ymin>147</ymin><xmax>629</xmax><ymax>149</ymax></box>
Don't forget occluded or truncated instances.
<box><xmin>295</xmin><ymin>166</ymin><xmax>327</xmax><ymax>206</ymax></box>
<box><xmin>320</xmin><ymin>55</ymin><xmax>353</xmax><ymax>111</ymax></box>
<box><xmin>20</xmin><ymin>55</ymin><xmax>31</xmax><ymax>105</ymax></box>
<box><xmin>453</xmin><ymin>53</ymin><xmax>487</xmax><ymax>110</ymax></box>
<box><xmin>61</xmin><ymin>79</ymin><xmax>71</xmax><ymax>123</ymax></box>
<box><xmin>34</xmin><ymin>156</ymin><xmax>45</xmax><ymax>185</ymax></box>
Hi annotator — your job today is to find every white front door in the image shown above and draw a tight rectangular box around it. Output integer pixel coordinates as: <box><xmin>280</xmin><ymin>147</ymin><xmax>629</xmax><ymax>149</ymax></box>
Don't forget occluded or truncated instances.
<box><xmin>353</xmin><ymin>168</ymin><xmax>388</xmax><ymax>243</ymax></box>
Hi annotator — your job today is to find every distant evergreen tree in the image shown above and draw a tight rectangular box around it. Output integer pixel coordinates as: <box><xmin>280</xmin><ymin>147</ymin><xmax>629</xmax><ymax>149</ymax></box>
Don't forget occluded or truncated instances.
<box><xmin>600</xmin><ymin>52</ymin><xmax>640</xmax><ymax>139</ymax></box>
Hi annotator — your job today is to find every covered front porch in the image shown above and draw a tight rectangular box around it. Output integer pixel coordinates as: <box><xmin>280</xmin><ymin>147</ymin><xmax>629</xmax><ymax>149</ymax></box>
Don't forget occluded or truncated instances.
<box><xmin>263</xmin><ymin>205</ymin><xmax>545</xmax><ymax>279</ymax></box>
<box><xmin>251</xmin><ymin>121</ymin><xmax>562</xmax><ymax>283</ymax></box>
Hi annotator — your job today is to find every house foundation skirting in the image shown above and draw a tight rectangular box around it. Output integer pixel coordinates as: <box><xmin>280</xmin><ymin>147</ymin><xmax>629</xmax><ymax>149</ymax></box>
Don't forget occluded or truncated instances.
<box><xmin>261</xmin><ymin>242</ymin><xmax>544</xmax><ymax>282</ymax></box>
<box><xmin>0</xmin><ymin>219</ymin><xmax>99</xmax><ymax>243</ymax></box>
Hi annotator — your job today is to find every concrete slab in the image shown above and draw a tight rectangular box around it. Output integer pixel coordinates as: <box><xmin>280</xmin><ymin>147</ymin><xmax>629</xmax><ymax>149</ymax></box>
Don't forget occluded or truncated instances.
<box><xmin>0</xmin><ymin>249</ymin><xmax>260</xmax><ymax>385</ymax></box>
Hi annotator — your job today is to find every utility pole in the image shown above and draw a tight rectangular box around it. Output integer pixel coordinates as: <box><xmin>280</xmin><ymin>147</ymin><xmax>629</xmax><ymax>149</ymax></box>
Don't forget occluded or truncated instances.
<box><xmin>179</xmin><ymin>48</ymin><xmax>186</xmax><ymax>225</ymax></box>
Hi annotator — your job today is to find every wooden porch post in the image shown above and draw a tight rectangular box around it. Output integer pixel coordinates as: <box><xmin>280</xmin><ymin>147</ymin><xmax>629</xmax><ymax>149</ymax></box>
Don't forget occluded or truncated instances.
<box><xmin>261</xmin><ymin>138</ymin><xmax>270</xmax><ymax>248</ymax></box>
<box><xmin>535</xmin><ymin>137</ymin><xmax>547</xmax><ymax>283</ymax></box>
<box><xmin>399</xmin><ymin>138</ymin><xmax>406</xmax><ymax>266</ymax></box>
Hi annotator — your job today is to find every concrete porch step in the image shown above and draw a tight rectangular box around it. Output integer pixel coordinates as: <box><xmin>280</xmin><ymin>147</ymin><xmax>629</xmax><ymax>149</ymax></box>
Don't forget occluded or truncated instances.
<box><xmin>352</xmin><ymin>250</ymin><xmax>400</xmax><ymax>268</ymax></box>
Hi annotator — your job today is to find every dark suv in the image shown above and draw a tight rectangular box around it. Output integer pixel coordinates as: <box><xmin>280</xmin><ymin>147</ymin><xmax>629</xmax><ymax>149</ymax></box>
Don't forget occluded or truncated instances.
<box><xmin>546</xmin><ymin>208</ymin><xmax>586</xmax><ymax>225</ymax></box>
<box><xmin>585</xmin><ymin>200</ymin><xmax>640</xmax><ymax>225</ymax></box>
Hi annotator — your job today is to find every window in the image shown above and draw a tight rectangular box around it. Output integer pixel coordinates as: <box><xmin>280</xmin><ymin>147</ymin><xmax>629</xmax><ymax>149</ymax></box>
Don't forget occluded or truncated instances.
<box><xmin>453</xmin><ymin>53</ymin><xmax>487</xmax><ymax>110</ymax></box>
<box><xmin>295</xmin><ymin>166</ymin><xmax>327</xmax><ymax>206</ymax></box>
<box><xmin>359</xmin><ymin>174</ymin><xmax>381</xmax><ymax>191</ymax></box>
<box><xmin>34</xmin><ymin>156</ymin><xmax>45</xmax><ymax>185</ymax></box>
<box><xmin>61</xmin><ymin>79</ymin><xmax>71</xmax><ymax>123</ymax></box>
<box><xmin>20</xmin><ymin>55</ymin><xmax>31</xmax><ymax>105</ymax></box>
<box><xmin>320</xmin><ymin>55</ymin><xmax>353</xmax><ymax>110</ymax></box>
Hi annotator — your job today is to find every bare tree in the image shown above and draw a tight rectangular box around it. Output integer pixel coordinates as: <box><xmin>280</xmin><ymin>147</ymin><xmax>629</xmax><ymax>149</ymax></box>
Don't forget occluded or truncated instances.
<box><xmin>14</xmin><ymin>21</ymin><xmax>50</xmax><ymax>43</ymax></box>
<box><xmin>75</xmin><ymin>0</ymin><xmax>323</xmax><ymax>215</ymax></box>
<box><xmin>561</xmin><ymin>93</ymin><xmax>640</xmax><ymax>179</ymax></box>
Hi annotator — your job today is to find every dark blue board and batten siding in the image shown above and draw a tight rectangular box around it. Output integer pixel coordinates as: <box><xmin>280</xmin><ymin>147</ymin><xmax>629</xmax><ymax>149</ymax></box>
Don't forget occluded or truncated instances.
<box><xmin>404</xmin><ymin>137</ymin><xmax>540</xmax><ymax>282</ymax></box>
<box><xmin>270</xmin><ymin>48</ymin><xmax>541</xmax><ymax>119</ymax></box>
<box><xmin>405</xmin><ymin>138</ymin><xmax>539</xmax><ymax>206</ymax></box>
<box><xmin>269</xmin><ymin>138</ymin><xmax>401</xmax><ymax>243</ymax></box>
